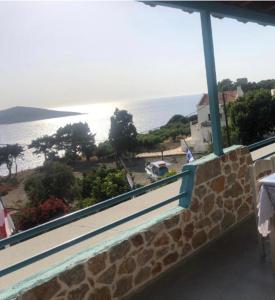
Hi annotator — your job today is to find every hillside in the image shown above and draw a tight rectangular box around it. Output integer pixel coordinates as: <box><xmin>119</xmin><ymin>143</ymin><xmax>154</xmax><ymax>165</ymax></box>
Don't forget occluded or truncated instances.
<box><xmin>0</xmin><ymin>106</ymin><xmax>82</xmax><ymax>124</ymax></box>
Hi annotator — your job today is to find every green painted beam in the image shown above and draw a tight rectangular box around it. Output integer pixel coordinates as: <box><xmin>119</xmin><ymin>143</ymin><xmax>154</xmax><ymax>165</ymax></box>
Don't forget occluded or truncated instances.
<box><xmin>200</xmin><ymin>11</ymin><xmax>223</xmax><ymax>156</ymax></box>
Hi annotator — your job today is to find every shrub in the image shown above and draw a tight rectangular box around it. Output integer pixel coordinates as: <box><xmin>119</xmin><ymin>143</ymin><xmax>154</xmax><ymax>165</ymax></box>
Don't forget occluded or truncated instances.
<box><xmin>79</xmin><ymin>165</ymin><xmax>130</xmax><ymax>205</ymax></box>
<box><xmin>96</xmin><ymin>141</ymin><xmax>114</xmax><ymax>159</ymax></box>
<box><xmin>76</xmin><ymin>197</ymin><xmax>97</xmax><ymax>209</ymax></box>
<box><xmin>161</xmin><ymin>169</ymin><xmax>177</xmax><ymax>179</ymax></box>
<box><xmin>18</xmin><ymin>197</ymin><xmax>70</xmax><ymax>230</ymax></box>
<box><xmin>40</xmin><ymin>197</ymin><xmax>70</xmax><ymax>222</ymax></box>
<box><xmin>166</xmin><ymin>115</ymin><xmax>188</xmax><ymax>125</ymax></box>
<box><xmin>136</xmin><ymin>114</ymin><xmax>194</xmax><ymax>151</ymax></box>
<box><xmin>24</xmin><ymin>162</ymin><xmax>76</xmax><ymax>204</ymax></box>
<box><xmin>229</xmin><ymin>89</ymin><xmax>275</xmax><ymax>144</ymax></box>
<box><xmin>18</xmin><ymin>207</ymin><xmax>38</xmax><ymax>230</ymax></box>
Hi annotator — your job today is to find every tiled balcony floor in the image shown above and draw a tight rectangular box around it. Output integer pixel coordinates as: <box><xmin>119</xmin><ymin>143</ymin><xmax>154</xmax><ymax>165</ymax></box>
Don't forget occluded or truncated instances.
<box><xmin>131</xmin><ymin>216</ymin><xmax>275</xmax><ymax>300</ymax></box>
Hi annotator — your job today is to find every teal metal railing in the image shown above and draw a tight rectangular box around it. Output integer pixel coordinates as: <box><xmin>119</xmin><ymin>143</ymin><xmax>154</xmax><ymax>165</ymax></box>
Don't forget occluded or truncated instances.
<box><xmin>0</xmin><ymin>170</ymin><xmax>191</xmax><ymax>277</ymax></box>
<box><xmin>256</xmin><ymin>151</ymin><xmax>275</xmax><ymax>161</ymax></box>
<box><xmin>2</xmin><ymin>136</ymin><xmax>273</xmax><ymax>278</ymax></box>
<box><xmin>0</xmin><ymin>191</ymin><xmax>187</xmax><ymax>277</ymax></box>
<box><xmin>248</xmin><ymin>136</ymin><xmax>275</xmax><ymax>152</ymax></box>
<box><xmin>248</xmin><ymin>136</ymin><xmax>275</xmax><ymax>161</ymax></box>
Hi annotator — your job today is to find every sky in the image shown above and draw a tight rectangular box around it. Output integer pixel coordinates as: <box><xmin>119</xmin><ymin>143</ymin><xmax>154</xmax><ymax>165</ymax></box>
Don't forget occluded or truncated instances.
<box><xmin>0</xmin><ymin>1</ymin><xmax>275</xmax><ymax>109</ymax></box>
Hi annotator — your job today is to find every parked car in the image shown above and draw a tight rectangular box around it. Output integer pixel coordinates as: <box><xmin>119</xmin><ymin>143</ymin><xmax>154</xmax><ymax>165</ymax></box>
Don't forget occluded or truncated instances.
<box><xmin>145</xmin><ymin>160</ymin><xmax>170</xmax><ymax>181</ymax></box>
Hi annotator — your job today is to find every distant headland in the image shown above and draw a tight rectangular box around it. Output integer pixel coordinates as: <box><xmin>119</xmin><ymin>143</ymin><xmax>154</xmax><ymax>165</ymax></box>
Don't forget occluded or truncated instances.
<box><xmin>0</xmin><ymin>106</ymin><xmax>83</xmax><ymax>125</ymax></box>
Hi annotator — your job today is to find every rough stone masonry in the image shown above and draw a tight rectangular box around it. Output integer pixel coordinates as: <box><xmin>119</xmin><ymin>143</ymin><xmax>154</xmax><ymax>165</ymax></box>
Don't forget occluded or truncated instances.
<box><xmin>12</xmin><ymin>146</ymin><xmax>254</xmax><ymax>300</ymax></box>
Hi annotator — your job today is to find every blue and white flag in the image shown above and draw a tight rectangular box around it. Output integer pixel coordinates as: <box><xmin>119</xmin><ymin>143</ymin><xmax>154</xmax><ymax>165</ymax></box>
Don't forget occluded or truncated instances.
<box><xmin>186</xmin><ymin>148</ymin><xmax>194</xmax><ymax>163</ymax></box>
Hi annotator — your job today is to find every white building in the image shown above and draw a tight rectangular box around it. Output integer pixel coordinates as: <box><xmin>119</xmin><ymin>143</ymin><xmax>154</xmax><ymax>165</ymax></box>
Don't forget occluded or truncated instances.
<box><xmin>182</xmin><ymin>87</ymin><xmax>244</xmax><ymax>153</ymax></box>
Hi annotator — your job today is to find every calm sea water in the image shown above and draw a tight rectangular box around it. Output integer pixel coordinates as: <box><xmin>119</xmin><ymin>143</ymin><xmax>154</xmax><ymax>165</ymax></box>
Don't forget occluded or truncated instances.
<box><xmin>0</xmin><ymin>94</ymin><xmax>201</xmax><ymax>176</ymax></box>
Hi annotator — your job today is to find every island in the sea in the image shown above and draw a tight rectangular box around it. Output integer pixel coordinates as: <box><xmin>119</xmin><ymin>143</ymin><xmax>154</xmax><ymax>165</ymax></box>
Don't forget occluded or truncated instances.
<box><xmin>0</xmin><ymin>106</ymin><xmax>83</xmax><ymax>124</ymax></box>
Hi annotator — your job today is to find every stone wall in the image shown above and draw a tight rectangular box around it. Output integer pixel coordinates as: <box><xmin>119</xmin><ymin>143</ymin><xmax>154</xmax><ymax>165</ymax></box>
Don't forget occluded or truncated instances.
<box><xmin>12</xmin><ymin>146</ymin><xmax>254</xmax><ymax>300</ymax></box>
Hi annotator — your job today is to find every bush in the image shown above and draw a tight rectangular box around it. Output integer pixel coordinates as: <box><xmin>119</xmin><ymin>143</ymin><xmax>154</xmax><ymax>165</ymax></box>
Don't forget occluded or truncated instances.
<box><xmin>76</xmin><ymin>197</ymin><xmax>97</xmax><ymax>209</ymax></box>
<box><xmin>137</xmin><ymin>123</ymin><xmax>190</xmax><ymax>150</ymax></box>
<box><xmin>18</xmin><ymin>207</ymin><xmax>38</xmax><ymax>230</ymax></box>
<box><xmin>96</xmin><ymin>141</ymin><xmax>114</xmax><ymax>159</ymax></box>
<box><xmin>161</xmin><ymin>169</ymin><xmax>177</xmax><ymax>179</ymax></box>
<box><xmin>79</xmin><ymin>165</ymin><xmax>130</xmax><ymax>206</ymax></box>
<box><xmin>166</xmin><ymin>115</ymin><xmax>188</xmax><ymax>125</ymax></box>
<box><xmin>137</xmin><ymin>134</ymin><xmax>162</xmax><ymax>149</ymax></box>
<box><xmin>39</xmin><ymin>197</ymin><xmax>70</xmax><ymax>222</ymax></box>
<box><xmin>18</xmin><ymin>197</ymin><xmax>70</xmax><ymax>230</ymax></box>
<box><xmin>136</xmin><ymin>114</ymin><xmax>195</xmax><ymax>151</ymax></box>
<box><xmin>229</xmin><ymin>89</ymin><xmax>275</xmax><ymax>144</ymax></box>
<box><xmin>24</xmin><ymin>162</ymin><xmax>77</xmax><ymax>204</ymax></box>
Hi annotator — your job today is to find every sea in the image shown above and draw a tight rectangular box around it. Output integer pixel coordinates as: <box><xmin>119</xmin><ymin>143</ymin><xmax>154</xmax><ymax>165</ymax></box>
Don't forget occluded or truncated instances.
<box><xmin>0</xmin><ymin>94</ymin><xmax>201</xmax><ymax>176</ymax></box>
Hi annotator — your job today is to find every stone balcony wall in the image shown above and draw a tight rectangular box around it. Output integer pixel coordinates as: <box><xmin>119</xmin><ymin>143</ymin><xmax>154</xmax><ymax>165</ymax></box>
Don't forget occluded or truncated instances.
<box><xmin>9</xmin><ymin>146</ymin><xmax>254</xmax><ymax>300</ymax></box>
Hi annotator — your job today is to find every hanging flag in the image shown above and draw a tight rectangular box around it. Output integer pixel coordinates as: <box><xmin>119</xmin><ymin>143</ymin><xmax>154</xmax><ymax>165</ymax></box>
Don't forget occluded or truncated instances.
<box><xmin>0</xmin><ymin>198</ymin><xmax>15</xmax><ymax>239</ymax></box>
<box><xmin>182</xmin><ymin>137</ymin><xmax>195</xmax><ymax>163</ymax></box>
<box><xmin>186</xmin><ymin>148</ymin><xmax>195</xmax><ymax>163</ymax></box>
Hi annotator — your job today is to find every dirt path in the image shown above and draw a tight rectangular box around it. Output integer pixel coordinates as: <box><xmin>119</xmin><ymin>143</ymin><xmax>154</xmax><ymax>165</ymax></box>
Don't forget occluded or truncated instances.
<box><xmin>136</xmin><ymin>146</ymin><xmax>185</xmax><ymax>158</ymax></box>
<box><xmin>1</xmin><ymin>170</ymin><xmax>34</xmax><ymax>212</ymax></box>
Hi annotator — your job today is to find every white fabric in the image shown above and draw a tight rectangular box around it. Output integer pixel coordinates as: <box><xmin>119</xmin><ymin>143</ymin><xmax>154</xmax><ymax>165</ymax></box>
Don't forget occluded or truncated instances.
<box><xmin>0</xmin><ymin>201</ymin><xmax>5</xmax><ymax>227</ymax></box>
<box><xmin>0</xmin><ymin>199</ymin><xmax>15</xmax><ymax>238</ymax></box>
<box><xmin>259</xmin><ymin>173</ymin><xmax>275</xmax><ymax>187</ymax></box>
<box><xmin>258</xmin><ymin>173</ymin><xmax>275</xmax><ymax>237</ymax></box>
<box><xmin>5</xmin><ymin>213</ymin><xmax>15</xmax><ymax>236</ymax></box>
<box><xmin>186</xmin><ymin>149</ymin><xmax>194</xmax><ymax>162</ymax></box>
<box><xmin>258</xmin><ymin>185</ymin><xmax>275</xmax><ymax>236</ymax></box>
<box><xmin>258</xmin><ymin>173</ymin><xmax>275</xmax><ymax>236</ymax></box>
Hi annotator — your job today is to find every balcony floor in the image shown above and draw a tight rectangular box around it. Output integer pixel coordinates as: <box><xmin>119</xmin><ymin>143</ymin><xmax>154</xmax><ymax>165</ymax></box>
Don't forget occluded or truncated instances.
<box><xmin>0</xmin><ymin>180</ymin><xmax>181</xmax><ymax>290</ymax></box>
<box><xmin>131</xmin><ymin>216</ymin><xmax>275</xmax><ymax>300</ymax></box>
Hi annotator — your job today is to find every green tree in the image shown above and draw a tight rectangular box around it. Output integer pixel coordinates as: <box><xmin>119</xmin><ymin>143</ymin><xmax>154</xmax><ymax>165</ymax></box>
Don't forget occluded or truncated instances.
<box><xmin>137</xmin><ymin>114</ymin><xmax>192</xmax><ymax>151</ymax></box>
<box><xmin>80</xmin><ymin>165</ymin><xmax>130</xmax><ymax>204</ymax></box>
<box><xmin>218</xmin><ymin>77</ymin><xmax>275</xmax><ymax>93</ymax></box>
<box><xmin>96</xmin><ymin>141</ymin><xmax>114</xmax><ymax>159</ymax></box>
<box><xmin>166</xmin><ymin>114</ymin><xmax>188</xmax><ymax>125</ymax></box>
<box><xmin>229</xmin><ymin>89</ymin><xmax>275</xmax><ymax>144</ymax></box>
<box><xmin>0</xmin><ymin>144</ymin><xmax>24</xmax><ymax>176</ymax></box>
<box><xmin>24</xmin><ymin>162</ymin><xmax>78</xmax><ymax>204</ymax></box>
<box><xmin>29</xmin><ymin>135</ymin><xmax>56</xmax><ymax>161</ymax></box>
<box><xmin>234</xmin><ymin>78</ymin><xmax>257</xmax><ymax>93</ymax></box>
<box><xmin>217</xmin><ymin>79</ymin><xmax>234</xmax><ymax>92</ymax></box>
<box><xmin>235</xmin><ymin>77</ymin><xmax>248</xmax><ymax>87</ymax></box>
<box><xmin>257</xmin><ymin>79</ymin><xmax>275</xmax><ymax>90</ymax></box>
<box><xmin>55</xmin><ymin>122</ymin><xmax>96</xmax><ymax>161</ymax></box>
<box><xmin>82</xmin><ymin>144</ymin><xmax>97</xmax><ymax>161</ymax></box>
<box><xmin>109</xmin><ymin>109</ymin><xmax>137</xmax><ymax>156</ymax></box>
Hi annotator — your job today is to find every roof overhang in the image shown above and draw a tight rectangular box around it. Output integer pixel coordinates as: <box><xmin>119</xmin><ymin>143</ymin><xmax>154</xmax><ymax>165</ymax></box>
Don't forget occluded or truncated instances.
<box><xmin>141</xmin><ymin>1</ymin><xmax>275</xmax><ymax>27</ymax></box>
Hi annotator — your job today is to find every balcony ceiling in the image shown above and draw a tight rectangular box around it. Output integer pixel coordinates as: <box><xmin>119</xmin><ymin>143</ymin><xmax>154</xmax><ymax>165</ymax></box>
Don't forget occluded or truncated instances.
<box><xmin>142</xmin><ymin>1</ymin><xmax>275</xmax><ymax>26</ymax></box>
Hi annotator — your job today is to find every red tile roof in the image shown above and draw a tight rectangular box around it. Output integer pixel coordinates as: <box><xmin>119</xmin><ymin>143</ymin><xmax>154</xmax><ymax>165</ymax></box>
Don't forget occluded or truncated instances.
<box><xmin>198</xmin><ymin>91</ymin><xmax>237</xmax><ymax>106</ymax></box>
